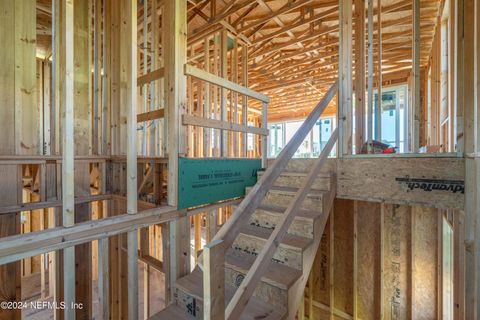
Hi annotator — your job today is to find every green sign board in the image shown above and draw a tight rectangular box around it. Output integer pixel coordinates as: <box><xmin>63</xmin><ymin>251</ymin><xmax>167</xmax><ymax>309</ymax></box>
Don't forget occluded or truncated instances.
<box><xmin>178</xmin><ymin>158</ymin><xmax>262</xmax><ymax>209</ymax></box>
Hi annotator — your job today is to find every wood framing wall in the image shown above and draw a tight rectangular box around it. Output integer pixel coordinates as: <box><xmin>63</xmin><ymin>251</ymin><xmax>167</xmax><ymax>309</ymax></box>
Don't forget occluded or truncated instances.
<box><xmin>1</xmin><ymin>0</ymin><xmax>479</xmax><ymax>319</ymax></box>
<box><xmin>0</xmin><ymin>1</ymin><xmax>37</xmax><ymax>318</ymax></box>
<box><xmin>302</xmin><ymin>198</ymin><xmax>458</xmax><ymax>320</ymax></box>
<box><xmin>423</xmin><ymin>0</ymin><xmax>454</xmax><ymax>152</ymax></box>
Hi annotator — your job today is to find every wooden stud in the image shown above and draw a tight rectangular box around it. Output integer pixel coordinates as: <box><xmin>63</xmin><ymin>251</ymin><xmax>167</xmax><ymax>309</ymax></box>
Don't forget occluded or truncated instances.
<box><xmin>220</xmin><ymin>29</ymin><xmax>228</xmax><ymax>157</ymax></box>
<box><xmin>203</xmin><ymin>239</ymin><xmax>225</xmax><ymax>320</ymax></box>
<box><xmin>367</xmin><ymin>0</ymin><xmax>374</xmax><ymax>153</ymax></box>
<box><xmin>102</xmin><ymin>0</ymin><xmax>109</xmax><ymax>156</ymax></box>
<box><xmin>144</xmin><ymin>263</ymin><xmax>150</xmax><ymax>319</ymax></box>
<box><xmin>339</xmin><ymin>0</ymin><xmax>353</xmax><ymax>156</ymax></box>
<box><xmin>454</xmin><ymin>211</ymin><xmax>465</xmax><ymax>319</ymax></box>
<box><xmin>242</xmin><ymin>44</ymin><xmax>249</xmax><ymax>158</ymax></box>
<box><xmin>161</xmin><ymin>222</ymin><xmax>171</xmax><ymax>305</ymax></box>
<box><xmin>329</xmin><ymin>210</ymin><xmax>335</xmax><ymax>320</ymax></box>
<box><xmin>380</xmin><ymin>204</ymin><xmax>385</xmax><ymax>320</ymax></box>
<box><xmin>93</xmin><ymin>0</ymin><xmax>101</xmax><ymax>156</ymax></box>
<box><xmin>194</xmin><ymin>213</ymin><xmax>202</xmax><ymax>262</ymax></box>
<box><xmin>454</xmin><ymin>0</ymin><xmax>464</xmax><ymax>155</ymax></box>
<box><xmin>126</xmin><ymin>0</ymin><xmax>138</xmax><ymax>318</ymax></box>
<box><xmin>412</xmin><ymin>0</ymin><xmax>421</xmax><ymax>152</ymax></box>
<box><xmin>353</xmin><ymin>201</ymin><xmax>358</xmax><ymax>319</ymax></box>
<box><xmin>98</xmin><ymin>237</ymin><xmax>109</xmax><ymax>320</ymax></box>
<box><xmin>261</xmin><ymin>102</ymin><xmax>268</xmax><ymax>167</ymax></box>
<box><xmin>463</xmin><ymin>0</ymin><xmax>478</xmax><ymax>317</ymax></box>
<box><xmin>437</xmin><ymin>210</ymin><xmax>444</xmax><ymax>318</ymax></box>
<box><xmin>376</xmin><ymin>0</ymin><xmax>382</xmax><ymax>142</ymax></box>
<box><xmin>354</xmin><ymin>0</ymin><xmax>365</xmax><ymax>153</ymax></box>
<box><xmin>204</xmin><ymin>37</ymin><xmax>211</xmax><ymax>157</ymax></box>
<box><xmin>141</xmin><ymin>0</ymin><xmax>149</xmax><ymax>156</ymax></box>
<box><xmin>61</xmin><ymin>0</ymin><xmax>76</xmax><ymax>317</ymax></box>
<box><xmin>165</xmin><ymin>0</ymin><xmax>190</xmax><ymax>300</ymax></box>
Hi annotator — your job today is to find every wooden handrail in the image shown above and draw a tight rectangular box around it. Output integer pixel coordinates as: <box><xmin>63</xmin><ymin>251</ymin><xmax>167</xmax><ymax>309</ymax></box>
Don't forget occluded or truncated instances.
<box><xmin>226</xmin><ymin>128</ymin><xmax>339</xmax><ymax>319</ymax></box>
<box><xmin>182</xmin><ymin>114</ymin><xmax>269</xmax><ymax>136</ymax></box>
<box><xmin>0</xmin><ymin>198</ymin><xmax>241</xmax><ymax>265</ymax></box>
<box><xmin>209</xmin><ymin>80</ymin><xmax>338</xmax><ymax>250</ymax></box>
<box><xmin>184</xmin><ymin>64</ymin><xmax>270</xmax><ymax>103</ymax></box>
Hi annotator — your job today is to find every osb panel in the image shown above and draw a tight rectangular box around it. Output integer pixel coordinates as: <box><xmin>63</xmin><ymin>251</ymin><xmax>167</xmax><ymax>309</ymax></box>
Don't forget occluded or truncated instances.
<box><xmin>412</xmin><ymin>206</ymin><xmax>438</xmax><ymax>320</ymax></box>
<box><xmin>306</xmin><ymin>199</ymin><xmax>443</xmax><ymax>319</ymax></box>
<box><xmin>46</xmin><ymin>163</ymin><xmax>57</xmax><ymax>200</ymax></box>
<box><xmin>74</xmin><ymin>162</ymin><xmax>91</xmax><ymax>197</ymax></box>
<box><xmin>0</xmin><ymin>165</ymin><xmax>19</xmax><ymax>205</ymax></box>
<box><xmin>333</xmin><ymin>199</ymin><xmax>354</xmax><ymax>315</ymax></box>
<box><xmin>337</xmin><ymin>157</ymin><xmax>465</xmax><ymax>210</ymax></box>
<box><xmin>357</xmin><ymin>201</ymin><xmax>381</xmax><ymax>319</ymax></box>
<box><xmin>312</xmin><ymin>216</ymin><xmax>331</xmax><ymax>306</ymax></box>
<box><xmin>384</xmin><ymin>204</ymin><xmax>411</xmax><ymax>320</ymax></box>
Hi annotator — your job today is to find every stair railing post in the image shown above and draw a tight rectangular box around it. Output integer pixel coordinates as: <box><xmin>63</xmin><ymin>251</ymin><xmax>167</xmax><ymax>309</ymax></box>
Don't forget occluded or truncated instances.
<box><xmin>203</xmin><ymin>239</ymin><xmax>225</xmax><ymax>320</ymax></box>
<box><xmin>261</xmin><ymin>102</ymin><xmax>268</xmax><ymax>168</ymax></box>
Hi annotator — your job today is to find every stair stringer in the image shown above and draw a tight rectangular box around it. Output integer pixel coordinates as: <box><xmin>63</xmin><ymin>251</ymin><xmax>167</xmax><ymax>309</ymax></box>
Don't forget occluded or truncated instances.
<box><xmin>286</xmin><ymin>174</ymin><xmax>336</xmax><ymax>319</ymax></box>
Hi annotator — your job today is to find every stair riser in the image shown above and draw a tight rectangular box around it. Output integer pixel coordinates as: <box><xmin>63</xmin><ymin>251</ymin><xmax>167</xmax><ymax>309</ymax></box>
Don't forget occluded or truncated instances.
<box><xmin>262</xmin><ymin>191</ymin><xmax>323</xmax><ymax>212</ymax></box>
<box><xmin>174</xmin><ymin>287</ymin><xmax>202</xmax><ymax>319</ymax></box>
<box><xmin>249</xmin><ymin>209</ymin><xmax>314</xmax><ymax>239</ymax></box>
<box><xmin>174</xmin><ymin>285</ymin><xmax>288</xmax><ymax>320</ymax></box>
<box><xmin>257</xmin><ymin>172</ymin><xmax>330</xmax><ymax>190</ymax></box>
<box><xmin>225</xmin><ymin>267</ymin><xmax>289</xmax><ymax>309</ymax></box>
<box><xmin>232</xmin><ymin>233</ymin><xmax>304</xmax><ymax>270</ymax></box>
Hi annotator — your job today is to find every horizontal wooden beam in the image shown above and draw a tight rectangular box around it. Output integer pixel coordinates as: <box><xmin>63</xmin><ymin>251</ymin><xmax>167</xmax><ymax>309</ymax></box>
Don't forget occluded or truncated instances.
<box><xmin>137</xmin><ymin>67</ymin><xmax>164</xmax><ymax>86</ymax></box>
<box><xmin>0</xmin><ymin>194</ymin><xmax>112</xmax><ymax>215</ymax></box>
<box><xmin>182</xmin><ymin>114</ymin><xmax>268</xmax><ymax>135</ymax></box>
<box><xmin>0</xmin><ymin>198</ymin><xmax>242</xmax><ymax>266</ymax></box>
<box><xmin>238</xmin><ymin>0</ymin><xmax>315</xmax><ymax>33</ymax></box>
<box><xmin>337</xmin><ymin>157</ymin><xmax>465</xmax><ymax>209</ymax></box>
<box><xmin>0</xmin><ymin>155</ymin><xmax>110</xmax><ymax>164</ymax></box>
<box><xmin>184</xmin><ymin>64</ymin><xmax>270</xmax><ymax>103</ymax></box>
<box><xmin>0</xmin><ymin>205</ymin><xmax>182</xmax><ymax>265</ymax></box>
<box><xmin>251</xmin><ymin>6</ymin><xmax>338</xmax><ymax>45</ymax></box>
<box><xmin>139</xmin><ymin>254</ymin><xmax>163</xmax><ymax>272</ymax></box>
<box><xmin>137</xmin><ymin>109</ymin><xmax>165</xmax><ymax>122</ymax></box>
<box><xmin>109</xmin><ymin>156</ymin><xmax>168</xmax><ymax>164</ymax></box>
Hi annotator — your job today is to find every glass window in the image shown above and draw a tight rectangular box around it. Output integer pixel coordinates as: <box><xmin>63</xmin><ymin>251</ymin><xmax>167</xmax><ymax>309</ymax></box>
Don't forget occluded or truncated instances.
<box><xmin>268</xmin><ymin>123</ymin><xmax>284</xmax><ymax>157</ymax></box>
<box><xmin>367</xmin><ymin>85</ymin><xmax>408</xmax><ymax>153</ymax></box>
<box><xmin>268</xmin><ymin>117</ymin><xmax>336</xmax><ymax>158</ymax></box>
<box><xmin>247</xmin><ymin>122</ymin><xmax>254</xmax><ymax>151</ymax></box>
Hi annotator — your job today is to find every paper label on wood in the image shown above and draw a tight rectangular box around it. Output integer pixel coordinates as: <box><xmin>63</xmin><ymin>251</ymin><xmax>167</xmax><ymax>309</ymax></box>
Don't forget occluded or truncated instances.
<box><xmin>178</xmin><ymin>158</ymin><xmax>261</xmax><ymax>209</ymax></box>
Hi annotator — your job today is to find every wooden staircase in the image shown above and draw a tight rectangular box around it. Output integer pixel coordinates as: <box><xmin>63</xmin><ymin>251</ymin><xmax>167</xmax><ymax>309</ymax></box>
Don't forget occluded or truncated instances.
<box><xmin>151</xmin><ymin>81</ymin><xmax>338</xmax><ymax>320</ymax></box>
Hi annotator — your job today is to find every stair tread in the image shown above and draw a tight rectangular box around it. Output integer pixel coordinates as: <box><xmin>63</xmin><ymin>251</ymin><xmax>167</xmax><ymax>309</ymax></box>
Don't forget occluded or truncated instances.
<box><xmin>176</xmin><ymin>268</ymin><xmax>286</xmax><ymax>319</ymax></box>
<box><xmin>259</xmin><ymin>170</ymin><xmax>331</xmax><ymax>177</ymax></box>
<box><xmin>268</xmin><ymin>185</ymin><xmax>326</xmax><ymax>197</ymax></box>
<box><xmin>247</xmin><ymin>185</ymin><xmax>326</xmax><ymax>196</ymax></box>
<box><xmin>239</xmin><ymin>224</ymin><xmax>313</xmax><ymax>251</ymax></box>
<box><xmin>225</xmin><ymin>248</ymin><xmax>302</xmax><ymax>290</ymax></box>
<box><xmin>257</xmin><ymin>204</ymin><xmax>322</xmax><ymax>220</ymax></box>
<box><xmin>150</xmin><ymin>304</ymin><xmax>195</xmax><ymax>320</ymax></box>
